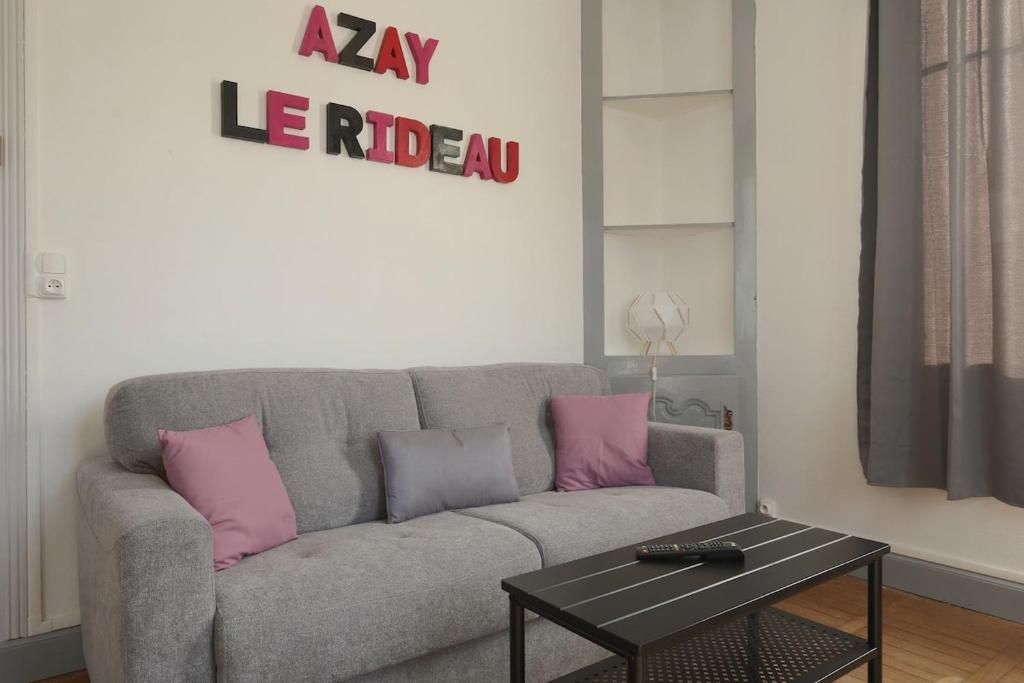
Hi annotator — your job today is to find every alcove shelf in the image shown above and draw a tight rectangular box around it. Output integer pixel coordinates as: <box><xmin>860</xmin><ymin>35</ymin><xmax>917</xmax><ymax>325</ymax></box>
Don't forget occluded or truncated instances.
<box><xmin>601</xmin><ymin>0</ymin><xmax>733</xmax><ymax>99</ymax></box>
<box><xmin>603</xmin><ymin>227</ymin><xmax>735</xmax><ymax>358</ymax></box>
<box><xmin>604</xmin><ymin>222</ymin><xmax>735</xmax><ymax>234</ymax></box>
<box><xmin>603</xmin><ymin>89</ymin><xmax>734</xmax><ymax>103</ymax></box>
<box><xmin>602</xmin><ymin>92</ymin><xmax>734</xmax><ymax>230</ymax></box>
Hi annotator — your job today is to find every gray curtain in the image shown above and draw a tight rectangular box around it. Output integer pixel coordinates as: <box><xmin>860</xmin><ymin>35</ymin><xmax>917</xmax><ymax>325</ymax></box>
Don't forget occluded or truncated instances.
<box><xmin>859</xmin><ymin>0</ymin><xmax>1024</xmax><ymax>506</ymax></box>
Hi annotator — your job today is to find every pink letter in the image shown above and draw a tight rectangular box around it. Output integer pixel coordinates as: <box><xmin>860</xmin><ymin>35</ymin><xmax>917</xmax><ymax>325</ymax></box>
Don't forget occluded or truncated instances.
<box><xmin>298</xmin><ymin>5</ymin><xmax>339</xmax><ymax>63</ymax></box>
<box><xmin>365</xmin><ymin>110</ymin><xmax>395</xmax><ymax>163</ymax></box>
<box><xmin>405</xmin><ymin>32</ymin><xmax>439</xmax><ymax>85</ymax></box>
<box><xmin>266</xmin><ymin>91</ymin><xmax>310</xmax><ymax>150</ymax></box>
<box><xmin>462</xmin><ymin>134</ymin><xmax>493</xmax><ymax>180</ymax></box>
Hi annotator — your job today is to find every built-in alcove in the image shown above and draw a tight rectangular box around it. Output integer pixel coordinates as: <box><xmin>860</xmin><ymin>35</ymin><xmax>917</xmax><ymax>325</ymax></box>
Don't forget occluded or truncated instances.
<box><xmin>582</xmin><ymin>0</ymin><xmax>757</xmax><ymax>509</ymax></box>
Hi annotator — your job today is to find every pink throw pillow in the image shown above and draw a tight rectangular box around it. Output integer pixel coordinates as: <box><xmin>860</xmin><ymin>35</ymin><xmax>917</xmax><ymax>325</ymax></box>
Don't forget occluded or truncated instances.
<box><xmin>159</xmin><ymin>415</ymin><xmax>297</xmax><ymax>571</ymax></box>
<box><xmin>551</xmin><ymin>393</ymin><xmax>656</xmax><ymax>492</ymax></box>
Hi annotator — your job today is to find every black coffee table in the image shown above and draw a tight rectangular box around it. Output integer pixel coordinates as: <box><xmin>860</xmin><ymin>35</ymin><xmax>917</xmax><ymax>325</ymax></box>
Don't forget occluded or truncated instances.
<box><xmin>502</xmin><ymin>513</ymin><xmax>888</xmax><ymax>682</ymax></box>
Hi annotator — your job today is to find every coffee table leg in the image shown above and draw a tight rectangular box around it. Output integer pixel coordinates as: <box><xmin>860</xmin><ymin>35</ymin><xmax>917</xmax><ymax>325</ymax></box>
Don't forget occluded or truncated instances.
<box><xmin>510</xmin><ymin>596</ymin><xmax>525</xmax><ymax>683</ymax></box>
<box><xmin>868</xmin><ymin>558</ymin><xmax>883</xmax><ymax>682</ymax></box>
<box><xmin>746</xmin><ymin>612</ymin><xmax>761</xmax><ymax>678</ymax></box>
<box><xmin>626</xmin><ymin>655</ymin><xmax>646</xmax><ymax>683</ymax></box>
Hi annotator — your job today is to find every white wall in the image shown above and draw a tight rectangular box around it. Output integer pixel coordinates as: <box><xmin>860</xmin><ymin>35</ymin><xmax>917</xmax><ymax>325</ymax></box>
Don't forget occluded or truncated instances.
<box><xmin>756</xmin><ymin>0</ymin><xmax>1024</xmax><ymax>584</ymax></box>
<box><xmin>24</xmin><ymin>0</ymin><xmax>582</xmax><ymax>631</ymax></box>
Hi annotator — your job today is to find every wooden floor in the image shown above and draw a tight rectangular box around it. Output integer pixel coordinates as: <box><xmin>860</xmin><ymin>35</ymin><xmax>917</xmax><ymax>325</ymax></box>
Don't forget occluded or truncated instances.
<box><xmin>777</xmin><ymin>576</ymin><xmax>1024</xmax><ymax>682</ymax></box>
<box><xmin>36</xmin><ymin>576</ymin><xmax>1024</xmax><ymax>682</ymax></box>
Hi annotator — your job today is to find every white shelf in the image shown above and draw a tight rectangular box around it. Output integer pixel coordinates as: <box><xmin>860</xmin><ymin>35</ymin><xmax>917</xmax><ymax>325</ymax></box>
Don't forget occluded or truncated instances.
<box><xmin>604</xmin><ymin>229</ymin><xmax>735</xmax><ymax>358</ymax></box>
<box><xmin>603</xmin><ymin>94</ymin><xmax>734</xmax><ymax>227</ymax></box>
<box><xmin>602</xmin><ymin>0</ymin><xmax>732</xmax><ymax>98</ymax></box>
<box><xmin>605</xmin><ymin>222</ymin><xmax>734</xmax><ymax>235</ymax></box>
<box><xmin>603</xmin><ymin>89</ymin><xmax>733</xmax><ymax>103</ymax></box>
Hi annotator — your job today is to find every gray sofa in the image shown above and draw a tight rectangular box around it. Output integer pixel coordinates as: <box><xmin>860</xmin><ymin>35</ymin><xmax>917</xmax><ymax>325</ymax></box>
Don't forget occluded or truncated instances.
<box><xmin>76</xmin><ymin>363</ymin><xmax>744</xmax><ymax>683</ymax></box>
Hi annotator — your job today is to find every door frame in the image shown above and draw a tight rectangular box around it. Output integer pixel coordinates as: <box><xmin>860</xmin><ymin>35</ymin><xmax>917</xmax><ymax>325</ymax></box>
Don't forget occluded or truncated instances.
<box><xmin>1</xmin><ymin>0</ymin><xmax>29</xmax><ymax>643</ymax></box>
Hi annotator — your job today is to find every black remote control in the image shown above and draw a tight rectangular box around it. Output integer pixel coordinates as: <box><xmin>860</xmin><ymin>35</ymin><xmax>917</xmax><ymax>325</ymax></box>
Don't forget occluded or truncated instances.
<box><xmin>635</xmin><ymin>540</ymin><xmax>745</xmax><ymax>562</ymax></box>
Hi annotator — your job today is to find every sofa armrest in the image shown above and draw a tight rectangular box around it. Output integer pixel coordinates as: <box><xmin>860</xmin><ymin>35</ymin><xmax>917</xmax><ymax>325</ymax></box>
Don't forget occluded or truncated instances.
<box><xmin>76</xmin><ymin>457</ymin><xmax>215</xmax><ymax>683</ymax></box>
<box><xmin>646</xmin><ymin>423</ymin><xmax>745</xmax><ymax>515</ymax></box>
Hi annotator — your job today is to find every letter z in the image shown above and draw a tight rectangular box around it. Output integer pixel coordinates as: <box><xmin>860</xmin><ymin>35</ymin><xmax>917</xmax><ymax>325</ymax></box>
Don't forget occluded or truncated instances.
<box><xmin>336</xmin><ymin>12</ymin><xmax>376</xmax><ymax>71</ymax></box>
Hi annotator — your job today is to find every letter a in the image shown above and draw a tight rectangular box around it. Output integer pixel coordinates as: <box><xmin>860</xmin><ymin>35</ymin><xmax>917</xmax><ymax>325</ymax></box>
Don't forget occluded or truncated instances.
<box><xmin>298</xmin><ymin>5</ymin><xmax>339</xmax><ymax>63</ymax></box>
<box><xmin>373</xmin><ymin>27</ymin><xmax>410</xmax><ymax>80</ymax></box>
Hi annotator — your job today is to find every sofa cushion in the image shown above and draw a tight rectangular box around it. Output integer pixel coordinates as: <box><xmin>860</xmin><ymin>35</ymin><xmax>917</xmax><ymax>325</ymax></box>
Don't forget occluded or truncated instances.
<box><xmin>105</xmin><ymin>369</ymin><xmax>421</xmax><ymax>533</ymax></box>
<box><xmin>160</xmin><ymin>415</ymin><xmax>297</xmax><ymax>570</ymax></box>
<box><xmin>213</xmin><ymin>511</ymin><xmax>541</xmax><ymax>683</ymax></box>
<box><xmin>409</xmin><ymin>364</ymin><xmax>610</xmax><ymax>496</ymax></box>
<box><xmin>457</xmin><ymin>486</ymin><xmax>730</xmax><ymax>566</ymax></box>
<box><xmin>378</xmin><ymin>424</ymin><xmax>519</xmax><ymax>523</ymax></box>
<box><xmin>551</xmin><ymin>392</ymin><xmax>655</xmax><ymax>491</ymax></box>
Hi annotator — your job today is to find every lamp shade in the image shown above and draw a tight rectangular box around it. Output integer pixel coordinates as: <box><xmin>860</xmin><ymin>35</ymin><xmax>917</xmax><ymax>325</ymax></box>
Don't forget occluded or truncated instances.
<box><xmin>627</xmin><ymin>291</ymin><xmax>690</xmax><ymax>356</ymax></box>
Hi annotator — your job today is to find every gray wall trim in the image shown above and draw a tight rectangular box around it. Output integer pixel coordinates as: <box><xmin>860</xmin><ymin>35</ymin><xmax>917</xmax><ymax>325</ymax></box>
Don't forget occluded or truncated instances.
<box><xmin>1</xmin><ymin>0</ymin><xmax>29</xmax><ymax>644</ymax></box>
<box><xmin>0</xmin><ymin>627</ymin><xmax>84</xmax><ymax>683</ymax></box>
<box><xmin>852</xmin><ymin>554</ymin><xmax>1024</xmax><ymax>625</ymax></box>
<box><xmin>732</xmin><ymin>0</ymin><xmax>758</xmax><ymax>511</ymax></box>
<box><xmin>581</xmin><ymin>0</ymin><xmax>604</xmax><ymax>369</ymax></box>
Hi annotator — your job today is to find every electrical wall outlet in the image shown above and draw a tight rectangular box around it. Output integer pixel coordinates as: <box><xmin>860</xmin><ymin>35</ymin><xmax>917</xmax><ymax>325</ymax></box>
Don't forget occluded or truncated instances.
<box><xmin>38</xmin><ymin>275</ymin><xmax>66</xmax><ymax>299</ymax></box>
<box><xmin>757</xmin><ymin>499</ymin><xmax>777</xmax><ymax>517</ymax></box>
<box><xmin>30</xmin><ymin>251</ymin><xmax>68</xmax><ymax>299</ymax></box>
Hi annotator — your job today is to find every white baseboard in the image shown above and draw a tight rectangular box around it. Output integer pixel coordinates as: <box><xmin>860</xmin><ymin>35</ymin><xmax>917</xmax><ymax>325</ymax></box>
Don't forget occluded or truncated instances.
<box><xmin>27</xmin><ymin>615</ymin><xmax>51</xmax><ymax>637</ymax></box>
<box><xmin>50</xmin><ymin>612</ymin><xmax>81</xmax><ymax>631</ymax></box>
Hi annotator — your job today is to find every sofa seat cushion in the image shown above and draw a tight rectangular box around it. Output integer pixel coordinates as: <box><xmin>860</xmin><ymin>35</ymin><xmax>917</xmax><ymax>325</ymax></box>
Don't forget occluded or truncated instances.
<box><xmin>213</xmin><ymin>511</ymin><xmax>541</xmax><ymax>683</ymax></box>
<box><xmin>457</xmin><ymin>486</ymin><xmax>730</xmax><ymax>566</ymax></box>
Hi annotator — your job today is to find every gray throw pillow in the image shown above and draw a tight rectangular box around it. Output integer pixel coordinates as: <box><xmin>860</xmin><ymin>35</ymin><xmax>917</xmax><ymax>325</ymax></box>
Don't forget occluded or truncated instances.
<box><xmin>377</xmin><ymin>424</ymin><xmax>520</xmax><ymax>523</ymax></box>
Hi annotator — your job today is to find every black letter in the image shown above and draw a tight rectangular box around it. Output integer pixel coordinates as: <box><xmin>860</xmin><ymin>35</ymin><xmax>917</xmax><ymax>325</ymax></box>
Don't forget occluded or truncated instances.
<box><xmin>220</xmin><ymin>81</ymin><xmax>267</xmax><ymax>143</ymax></box>
<box><xmin>429</xmin><ymin>125</ymin><xmax>463</xmax><ymax>175</ymax></box>
<box><xmin>336</xmin><ymin>13</ymin><xmax>376</xmax><ymax>71</ymax></box>
<box><xmin>326</xmin><ymin>103</ymin><xmax>365</xmax><ymax>158</ymax></box>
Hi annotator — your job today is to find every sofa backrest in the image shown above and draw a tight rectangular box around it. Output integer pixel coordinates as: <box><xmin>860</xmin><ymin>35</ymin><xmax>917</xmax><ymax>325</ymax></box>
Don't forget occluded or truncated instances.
<box><xmin>104</xmin><ymin>368</ymin><xmax>420</xmax><ymax>533</ymax></box>
<box><xmin>104</xmin><ymin>363</ymin><xmax>609</xmax><ymax>532</ymax></box>
<box><xmin>408</xmin><ymin>364</ymin><xmax>610</xmax><ymax>495</ymax></box>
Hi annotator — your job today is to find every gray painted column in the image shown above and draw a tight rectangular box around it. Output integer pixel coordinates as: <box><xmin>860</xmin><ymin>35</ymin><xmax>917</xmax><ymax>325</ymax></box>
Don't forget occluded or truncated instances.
<box><xmin>732</xmin><ymin>0</ymin><xmax>758</xmax><ymax>511</ymax></box>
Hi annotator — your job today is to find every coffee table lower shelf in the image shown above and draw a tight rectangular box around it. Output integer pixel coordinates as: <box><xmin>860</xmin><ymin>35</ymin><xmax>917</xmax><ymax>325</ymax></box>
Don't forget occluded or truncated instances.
<box><xmin>551</xmin><ymin>608</ymin><xmax>875</xmax><ymax>683</ymax></box>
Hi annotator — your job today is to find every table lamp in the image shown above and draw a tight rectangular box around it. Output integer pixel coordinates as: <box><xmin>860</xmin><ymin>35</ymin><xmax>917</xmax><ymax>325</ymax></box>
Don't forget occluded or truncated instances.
<box><xmin>627</xmin><ymin>291</ymin><xmax>690</xmax><ymax>417</ymax></box>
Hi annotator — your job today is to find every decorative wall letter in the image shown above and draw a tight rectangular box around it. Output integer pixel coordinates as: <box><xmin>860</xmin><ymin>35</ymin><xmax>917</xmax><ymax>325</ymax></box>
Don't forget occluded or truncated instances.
<box><xmin>220</xmin><ymin>81</ymin><xmax>268</xmax><ymax>143</ymax></box>
<box><xmin>336</xmin><ymin>12</ymin><xmax>376</xmax><ymax>71</ymax></box>
<box><xmin>488</xmin><ymin>138</ymin><xmax>520</xmax><ymax>183</ymax></box>
<box><xmin>461</xmin><ymin>134</ymin><xmax>493</xmax><ymax>180</ymax></box>
<box><xmin>404</xmin><ymin>33</ymin><xmax>439</xmax><ymax>85</ymax></box>
<box><xmin>220</xmin><ymin>9</ymin><xmax>522</xmax><ymax>184</ymax></box>
<box><xmin>298</xmin><ymin>5</ymin><xmax>339</xmax><ymax>63</ymax></box>
<box><xmin>266</xmin><ymin>91</ymin><xmax>310</xmax><ymax>150</ymax></box>
<box><xmin>429</xmin><ymin>125</ymin><xmax>464</xmax><ymax>175</ymax></box>
<box><xmin>395</xmin><ymin>117</ymin><xmax>430</xmax><ymax>167</ymax></box>
<box><xmin>365</xmin><ymin>111</ymin><xmax>396</xmax><ymax>163</ymax></box>
<box><xmin>373</xmin><ymin>27</ymin><xmax>410</xmax><ymax>80</ymax></box>
<box><xmin>326</xmin><ymin>103</ymin><xmax>365</xmax><ymax>158</ymax></box>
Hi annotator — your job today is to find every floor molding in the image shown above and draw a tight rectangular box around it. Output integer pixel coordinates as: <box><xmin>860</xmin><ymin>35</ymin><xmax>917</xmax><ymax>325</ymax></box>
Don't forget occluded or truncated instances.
<box><xmin>853</xmin><ymin>552</ymin><xmax>1024</xmax><ymax>624</ymax></box>
<box><xmin>0</xmin><ymin>627</ymin><xmax>84</xmax><ymax>683</ymax></box>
